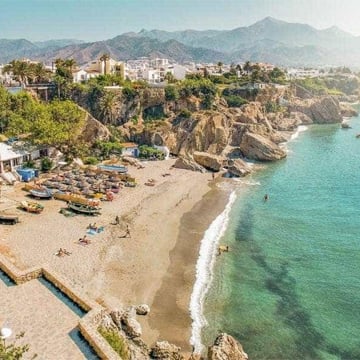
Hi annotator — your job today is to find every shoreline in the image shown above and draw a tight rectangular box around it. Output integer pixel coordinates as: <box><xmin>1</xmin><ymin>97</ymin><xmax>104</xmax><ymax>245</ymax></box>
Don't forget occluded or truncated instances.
<box><xmin>0</xmin><ymin>158</ymin><xmax>226</xmax><ymax>355</ymax></box>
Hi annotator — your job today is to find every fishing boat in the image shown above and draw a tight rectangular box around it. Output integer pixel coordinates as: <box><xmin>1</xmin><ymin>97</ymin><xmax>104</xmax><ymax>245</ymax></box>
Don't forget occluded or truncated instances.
<box><xmin>19</xmin><ymin>201</ymin><xmax>44</xmax><ymax>214</ymax></box>
<box><xmin>54</xmin><ymin>192</ymin><xmax>100</xmax><ymax>207</ymax></box>
<box><xmin>67</xmin><ymin>202</ymin><xmax>101</xmax><ymax>215</ymax></box>
<box><xmin>29</xmin><ymin>187</ymin><xmax>53</xmax><ymax>199</ymax></box>
<box><xmin>0</xmin><ymin>213</ymin><xmax>19</xmax><ymax>225</ymax></box>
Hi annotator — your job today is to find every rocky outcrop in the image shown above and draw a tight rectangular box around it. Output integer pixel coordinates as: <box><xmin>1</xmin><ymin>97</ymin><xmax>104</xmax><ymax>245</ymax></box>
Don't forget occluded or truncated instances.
<box><xmin>193</xmin><ymin>152</ymin><xmax>225</xmax><ymax>171</ymax></box>
<box><xmin>227</xmin><ymin>159</ymin><xmax>251</xmax><ymax>177</ymax></box>
<box><xmin>79</xmin><ymin>110</ymin><xmax>111</xmax><ymax>144</ymax></box>
<box><xmin>340</xmin><ymin>103</ymin><xmax>359</xmax><ymax>117</ymax></box>
<box><xmin>110</xmin><ymin>307</ymin><xmax>142</xmax><ymax>338</ymax></box>
<box><xmin>136</xmin><ymin>304</ymin><xmax>150</xmax><ymax>316</ymax></box>
<box><xmin>208</xmin><ymin>333</ymin><xmax>248</xmax><ymax>360</ymax></box>
<box><xmin>173</xmin><ymin>157</ymin><xmax>205</xmax><ymax>172</ymax></box>
<box><xmin>239</xmin><ymin>132</ymin><xmax>287</xmax><ymax>161</ymax></box>
<box><xmin>289</xmin><ymin>96</ymin><xmax>342</xmax><ymax>123</ymax></box>
<box><xmin>150</xmin><ymin>341</ymin><xmax>184</xmax><ymax>360</ymax></box>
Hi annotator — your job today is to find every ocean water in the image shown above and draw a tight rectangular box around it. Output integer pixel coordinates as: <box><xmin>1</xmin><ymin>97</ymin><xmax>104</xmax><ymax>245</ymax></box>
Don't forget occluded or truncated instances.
<box><xmin>197</xmin><ymin>113</ymin><xmax>360</xmax><ymax>359</ymax></box>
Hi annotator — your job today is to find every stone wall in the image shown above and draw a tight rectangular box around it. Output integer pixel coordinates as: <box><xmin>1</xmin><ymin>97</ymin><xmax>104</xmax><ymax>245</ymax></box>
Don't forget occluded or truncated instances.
<box><xmin>0</xmin><ymin>254</ymin><xmax>121</xmax><ymax>360</ymax></box>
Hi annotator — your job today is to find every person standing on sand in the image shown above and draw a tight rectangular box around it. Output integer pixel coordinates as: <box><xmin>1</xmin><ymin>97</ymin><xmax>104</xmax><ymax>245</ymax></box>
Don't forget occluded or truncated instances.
<box><xmin>115</xmin><ymin>215</ymin><xmax>120</xmax><ymax>225</ymax></box>
<box><xmin>125</xmin><ymin>225</ymin><xmax>131</xmax><ymax>238</ymax></box>
<box><xmin>212</xmin><ymin>172</ymin><xmax>215</xmax><ymax>180</ymax></box>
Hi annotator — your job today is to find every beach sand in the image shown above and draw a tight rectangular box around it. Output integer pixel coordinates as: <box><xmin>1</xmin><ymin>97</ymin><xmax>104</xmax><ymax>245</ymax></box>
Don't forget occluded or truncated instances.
<box><xmin>0</xmin><ymin>158</ymin><xmax>229</xmax><ymax>353</ymax></box>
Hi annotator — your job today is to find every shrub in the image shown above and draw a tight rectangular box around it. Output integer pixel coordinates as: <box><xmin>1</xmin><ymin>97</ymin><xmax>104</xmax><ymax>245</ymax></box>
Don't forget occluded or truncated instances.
<box><xmin>178</xmin><ymin>109</ymin><xmax>191</xmax><ymax>119</ymax></box>
<box><xmin>165</xmin><ymin>85</ymin><xmax>179</xmax><ymax>101</ymax></box>
<box><xmin>40</xmin><ymin>157</ymin><xmax>53</xmax><ymax>171</ymax></box>
<box><xmin>98</xmin><ymin>326</ymin><xmax>129</xmax><ymax>359</ymax></box>
<box><xmin>84</xmin><ymin>156</ymin><xmax>98</xmax><ymax>165</ymax></box>
<box><xmin>224</xmin><ymin>95</ymin><xmax>248</xmax><ymax>107</ymax></box>
<box><xmin>139</xmin><ymin>145</ymin><xmax>165</xmax><ymax>160</ymax></box>
<box><xmin>22</xmin><ymin>160</ymin><xmax>36</xmax><ymax>168</ymax></box>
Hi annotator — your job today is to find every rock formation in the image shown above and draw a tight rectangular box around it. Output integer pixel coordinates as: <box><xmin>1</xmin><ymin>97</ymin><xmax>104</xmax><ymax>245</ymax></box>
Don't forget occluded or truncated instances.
<box><xmin>208</xmin><ymin>333</ymin><xmax>248</xmax><ymax>360</ymax></box>
<box><xmin>226</xmin><ymin>159</ymin><xmax>251</xmax><ymax>177</ymax></box>
<box><xmin>136</xmin><ymin>304</ymin><xmax>150</xmax><ymax>316</ymax></box>
<box><xmin>193</xmin><ymin>152</ymin><xmax>225</xmax><ymax>171</ymax></box>
<box><xmin>150</xmin><ymin>341</ymin><xmax>184</xmax><ymax>360</ymax></box>
<box><xmin>239</xmin><ymin>132</ymin><xmax>287</xmax><ymax>161</ymax></box>
<box><xmin>289</xmin><ymin>96</ymin><xmax>342</xmax><ymax>123</ymax></box>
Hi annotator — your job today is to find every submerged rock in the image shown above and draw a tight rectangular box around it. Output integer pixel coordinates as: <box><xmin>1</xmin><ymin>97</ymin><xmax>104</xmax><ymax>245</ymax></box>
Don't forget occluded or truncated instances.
<box><xmin>208</xmin><ymin>333</ymin><xmax>248</xmax><ymax>360</ymax></box>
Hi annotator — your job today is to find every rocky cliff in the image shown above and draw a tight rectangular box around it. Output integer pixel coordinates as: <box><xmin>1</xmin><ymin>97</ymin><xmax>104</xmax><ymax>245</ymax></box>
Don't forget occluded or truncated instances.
<box><xmin>78</xmin><ymin>87</ymin><xmax>346</xmax><ymax>176</ymax></box>
<box><xmin>120</xmin><ymin>93</ymin><xmax>344</xmax><ymax>174</ymax></box>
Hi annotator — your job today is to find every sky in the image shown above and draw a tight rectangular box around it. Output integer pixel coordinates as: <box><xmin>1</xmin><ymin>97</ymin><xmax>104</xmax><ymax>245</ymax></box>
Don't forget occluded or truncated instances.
<box><xmin>1</xmin><ymin>0</ymin><xmax>360</xmax><ymax>41</ymax></box>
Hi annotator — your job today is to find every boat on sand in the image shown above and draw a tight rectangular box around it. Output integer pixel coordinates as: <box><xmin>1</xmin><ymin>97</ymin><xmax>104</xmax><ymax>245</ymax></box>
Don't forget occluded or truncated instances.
<box><xmin>67</xmin><ymin>202</ymin><xmax>101</xmax><ymax>216</ymax></box>
<box><xmin>19</xmin><ymin>201</ymin><xmax>44</xmax><ymax>214</ymax></box>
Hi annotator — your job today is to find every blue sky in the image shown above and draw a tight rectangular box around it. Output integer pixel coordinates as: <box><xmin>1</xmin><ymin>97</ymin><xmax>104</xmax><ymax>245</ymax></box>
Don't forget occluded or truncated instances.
<box><xmin>1</xmin><ymin>0</ymin><xmax>360</xmax><ymax>41</ymax></box>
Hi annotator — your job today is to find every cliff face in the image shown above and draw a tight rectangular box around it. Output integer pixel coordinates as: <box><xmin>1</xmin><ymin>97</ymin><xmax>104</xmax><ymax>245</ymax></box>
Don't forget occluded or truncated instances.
<box><xmin>288</xmin><ymin>96</ymin><xmax>342</xmax><ymax>123</ymax></box>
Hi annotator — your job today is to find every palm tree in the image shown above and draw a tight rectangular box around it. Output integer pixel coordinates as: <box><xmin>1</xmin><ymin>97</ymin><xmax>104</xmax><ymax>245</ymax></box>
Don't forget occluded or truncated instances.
<box><xmin>217</xmin><ymin>61</ymin><xmax>223</xmax><ymax>74</ymax></box>
<box><xmin>64</xmin><ymin>59</ymin><xmax>77</xmax><ymax>73</ymax></box>
<box><xmin>3</xmin><ymin>60</ymin><xmax>32</xmax><ymax>86</ymax></box>
<box><xmin>99</xmin><ymin>91</ymin><xmax>117</xmax><ymax>124</ymax></box>
<box><xmin>243</xmin><ymin>61</ymin><xmax>251</xmax><ymax>73</ymax></box>
<box><xmin>99</xmin><ymin>54</ymin><xmax>110</xmax><ymax>75</ymax></box>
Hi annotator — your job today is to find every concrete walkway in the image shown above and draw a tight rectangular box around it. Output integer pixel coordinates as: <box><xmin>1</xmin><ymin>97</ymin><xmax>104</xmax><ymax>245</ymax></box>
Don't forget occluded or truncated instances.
<box><xmin>0</xmin><ymin>278</ymin><xmax>90</xmax><ymax>359</ymax></box>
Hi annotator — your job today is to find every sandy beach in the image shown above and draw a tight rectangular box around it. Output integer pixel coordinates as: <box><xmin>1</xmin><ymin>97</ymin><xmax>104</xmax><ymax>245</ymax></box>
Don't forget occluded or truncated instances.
<box><xmin>0</xmin><ymin>158</ymin><xmax>230</xmax><ymax>354</ymax></box>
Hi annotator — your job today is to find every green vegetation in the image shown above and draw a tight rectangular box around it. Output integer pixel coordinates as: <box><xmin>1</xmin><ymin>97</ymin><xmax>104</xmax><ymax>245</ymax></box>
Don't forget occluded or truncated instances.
<box><xmin>0</xmin><ymin>332</ymin><xmax>37</xmax><ymax>359</ymax></box>
<box><xmin>98</xmin><ymin>327</ymin><xmax>129</xmax><ymax>360</ymax></box>
<box><xmin>0</xmin><ymin>86</ymin><xmax>86</xmax><ymax>157</ymax></box>
<box><xmin>223</xmin><ymin>94</ymin><xmax>248</xmax><ymax>107</ymax></box>
<box><xmin>164</xmin><ymin>85</ymin><xmax>179</xmax><ymax>101</ymax></box>
<box><xmin>139</xmin><ymin>145</ymin><xmax>165</xmax><ymax>160</ymax></box>
<box><xmin>143</xmin><ymin>105</ymin><xmax>165</xmax><ymax>122</ymax></box>
<box><xmin>83</xmin><ymin>156</ymin><xmax>98</xmax><ymax>165</ymax></box>
<box><xmin>264</xmin><ymin>101</ymin><xmax>284</xmax><ymax>113</ymax></box>
<box><xmin>295</xmin><ymin>77</ymin><xmax>344</xmax><ymax>96</ymax></box>
<box><xmin>95</xmin><ymin>140</ymin><xmax>123</xmax><ymax>157</ymax></box>
<box><xmin>40</xmin><ymin>157</ymin><xmax>53</xmax><ymax>171</ymax></box>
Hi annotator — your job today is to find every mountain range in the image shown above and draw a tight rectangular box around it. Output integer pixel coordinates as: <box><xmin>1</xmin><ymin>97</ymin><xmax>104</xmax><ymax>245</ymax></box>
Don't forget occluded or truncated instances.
<box><xmin>1</xmin><ymin>17</ymin><xmax>360</xmax><ymax>67</ymax></box>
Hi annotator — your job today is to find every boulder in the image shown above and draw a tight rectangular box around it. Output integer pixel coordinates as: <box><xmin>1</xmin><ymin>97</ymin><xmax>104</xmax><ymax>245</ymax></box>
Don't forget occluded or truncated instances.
<box><xmin>122</xmin><ymin>307</ymin><xmax>142</xmax><ymax>338</ymax></box>
<box><xmin>79</xmin><ymin>110</ymin><xmax>111</xmax><ymax>144</ymax></box>
<box><xmin>290</xmin><ymin>111</ymin><xmax>313</xmax><ymax>125</ymax></box>
<box><xmin>150</xmin><ymin>341</ymin><xmax>184</xmax><ymax>360</ymax></box>
<box><xmin>208</xmin><ymin>333</ymin><xmax>248</xmax><ymax>360</ymax></box>
<box><xmin>289</xmin><ymin>96</ymin><xmax>342</xmax><ymax>124</ymax></box>
<box><xmin>239</xmin><ymin>132</ymin><xmax>287</xmax><ymax>161</ymax></box>
<box><xmin>193</xmin><ymin>151</ymin><xmax>224</xmax><ymax>171</ymax></box>
<box><xmin>227</xmin><ymin>159</ymin><xmax>251</xmax><ymax>177</ymax></box>
<box><xmin>173</xmin><ymin>157</ymin><xmax>205</xmax><ymax>172</ymax></box>
<box><xmin>136</xmin><ymin>304</ymin><xmax>150</xmax><ymax>316</ymax></box>
<box><xmin>110</xmin><ymin>308</ymin><xmax>127</xmax><ymax>330</ymax></box>
<box><xmin>340</xmin><ymin>103</ymin><xmax>358</xmax><ymax>117</ymax></box>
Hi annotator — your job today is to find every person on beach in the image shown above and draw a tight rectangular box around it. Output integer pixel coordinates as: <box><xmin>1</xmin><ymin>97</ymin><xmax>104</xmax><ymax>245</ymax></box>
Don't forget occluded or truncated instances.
<box><xmin>264</xmin><ymin>194</ymin><xmax>269</xmax><ymax>202</ymax></box>
<box><xmin>124</xmin><ymin>225</ymin><xmax>131</xmax><ymax>238</ymax></box>
<box><xmin>212</xmin><ymin>172</ymin><xmax>215</xmax><ymax>180</ymax></box>
<box><xmin>115</xmin><ymin>215</ymin><xmax>120</xmax><ymax>225</ymax></box>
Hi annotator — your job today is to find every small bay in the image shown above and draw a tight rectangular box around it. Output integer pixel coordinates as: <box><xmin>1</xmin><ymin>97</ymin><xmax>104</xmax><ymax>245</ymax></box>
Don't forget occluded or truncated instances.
<box><xmin>203</xmin><ymin>110</ymin><xmax>360</xmax><ymax>359</ymax></box>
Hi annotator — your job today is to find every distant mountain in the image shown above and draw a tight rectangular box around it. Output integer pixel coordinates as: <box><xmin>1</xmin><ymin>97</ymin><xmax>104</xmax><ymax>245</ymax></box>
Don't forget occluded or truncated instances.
<box><xmin>34</xmin><ymin>35</ymin><xmax>228</xmax><ymax>65</ymax></box>
<box><xmin>1</xmin><ymin>17</ymin><xmax>360</xmax><ymax>66</ymax></box>
<box><xmin>0</xmin><ymin>39</ymin><xmax>38</xmax><ymax>63</ymax></box>
<box><xmin>33</xmin><ymin>39</ymin><xmax>84</xmax><ymax>49</ymax></box>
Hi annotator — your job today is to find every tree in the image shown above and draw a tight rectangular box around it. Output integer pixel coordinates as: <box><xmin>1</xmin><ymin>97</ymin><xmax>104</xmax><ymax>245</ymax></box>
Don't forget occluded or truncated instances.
<box><xmin>217</xmin><ymin>61</ymin><xmax>223</xmax><ymax>74</ymax></box>
<box><xmin>99</xmin><ymin>54</ymin><xmax>110</xmax><ymax>75</ymax></box>
<box><xmin>3</xmin><ymin>60</ymin><xmax>33</xmax><ymax>86</ymax></box>
<box><xmin>164</xmin><ymin>71</ymin><xmax>176</xmax><ymax>84</ymax></box>
<box><xmin>243</xmin><ymin>61</ymin><xmax>252</xmax><ymax>73</ymax></box>
<box><xmin>99</xmin><ymin>91</ymin><xmax>118</xmax><ymax>124</ymax></box>
<box><xmin>0</xmin><ymin>331</ymin><xmax>36</xmax><ymax>359</ymax></box>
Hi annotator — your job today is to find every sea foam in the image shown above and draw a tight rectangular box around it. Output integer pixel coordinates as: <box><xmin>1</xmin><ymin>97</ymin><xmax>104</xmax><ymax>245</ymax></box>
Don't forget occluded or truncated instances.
<box><xmin>189</xmin><ymin>191</ymin><xmax>237</xmax><ymax>354</ymax></box>
<box><xmin>290</xmin><ymin>125</ymin><xmax>308</xmax><ymax>141</ymax></box>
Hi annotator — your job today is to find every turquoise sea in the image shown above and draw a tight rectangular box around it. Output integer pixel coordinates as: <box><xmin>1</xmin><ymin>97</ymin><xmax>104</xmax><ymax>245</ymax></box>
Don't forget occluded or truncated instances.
<box><xmin>200</xmin><ymin>110</ymin><xmax>360</xmax><ymax>359</ymax></box>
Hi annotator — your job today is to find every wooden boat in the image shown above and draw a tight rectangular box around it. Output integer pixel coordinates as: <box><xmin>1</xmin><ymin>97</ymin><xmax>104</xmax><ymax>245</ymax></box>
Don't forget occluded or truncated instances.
<box><xmin>0</xmin><ymin>213</ymin><xmax>19</xmax><ymax>225</ymax></box>
<box><xmin>29</xmin><ymin>187</ymin><xmax>53</xmax><ymax>199</ymax></box>
<box><xmin>67</xmin><ymin>202</ymin><xmax>101</xmax><ymax>215</ymax></box>
<box><xmin>19</xmin><ymin>200</ymin><xmax>44</xmax><ymax>214</ymax></box>
<box><xmin>54</xmin><ymin>192</ymin><xmax>100</xmax><ymax>207</ymax></box>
